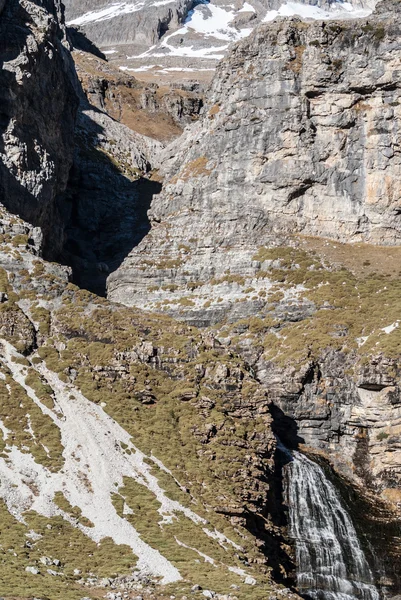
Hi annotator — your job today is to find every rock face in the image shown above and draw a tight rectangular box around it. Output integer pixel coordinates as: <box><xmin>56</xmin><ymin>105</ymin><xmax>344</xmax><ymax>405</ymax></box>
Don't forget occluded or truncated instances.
<box><xmin>0</xmin><ymin>0</ymin><xmax>78</xmax><ymax>257</ymax></box>
<box><xmin>0</xmin><ymin>204</ymin><xmax>293</xmax><ymax>599</ymax></box>
<box><xmin>62</xmin><ymin>98</ymin><xmax>164</xmax><ymax>295</ymax></box>
<box><xmin>73</xmin><ymin>50</ymin><xmax>204</xmax><ymax>141</ymax></box>
<box><xmin>63</xmin><ymin>0</ymin><xmax>377</xmax><ymax>74</ymax></box>
<box><xmin>108</xmin><ymin>0</ymin><xmax>401</xmax><ymax>312</ymax></box>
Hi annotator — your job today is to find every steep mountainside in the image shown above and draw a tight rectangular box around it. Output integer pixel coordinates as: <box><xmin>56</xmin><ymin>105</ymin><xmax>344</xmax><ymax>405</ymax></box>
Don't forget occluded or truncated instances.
<box><xmin>1</xmin><ymin>0</ymin><xmax>401</xmax><ymax>599</ymax></box>
<box><xmin>0</xmin><ymin>2</ymin><xmax>302</xmax><ymax>599</ymax></box>
<box><xmin>0</xmin><ymin>205</ymin><xmax>302</xmax><ymax>600</ymax></box>
<box><xmin>73</xmin><ymin>50</ymin><xmax>204</xmax><ymax>141</ymax></box>
<box><xmin>109</xmin><ymin>0</ymin><xmax>401</xmax><ymax>312</ymax></box>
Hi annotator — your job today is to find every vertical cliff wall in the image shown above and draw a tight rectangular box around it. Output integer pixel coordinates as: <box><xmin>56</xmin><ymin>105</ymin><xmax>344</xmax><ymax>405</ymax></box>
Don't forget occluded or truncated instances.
<box><xmin>0</xmin><ymin>0</ymin><xmax>78</xmax><ymax>256</ymax></box>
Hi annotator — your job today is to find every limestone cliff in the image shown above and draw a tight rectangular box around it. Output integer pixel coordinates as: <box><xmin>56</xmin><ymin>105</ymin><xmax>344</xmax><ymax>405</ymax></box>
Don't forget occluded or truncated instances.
<box><xmin>0</xmin><ymin>0</ymin><xmax>78</xmax><ymax>257</ymax></box>
<box><xmin>0</xmin><ymin>204</ymin><xmax>293</xmax><ymax>599</ymax></box>
<box><xmin>0</xmin><ymin>4</ymin><xmax>298</xmax><ymax>599</ymax></box>
<box><xmin>108</xmin><ymin>0</ymin><xmax>401</xmax><ymax>312</ymax></box>
<box><xmin>63</xmin><ymin>0</ymin><xmax>193</xmax><ymax>47</ymax></box>
<box><xmin>2</xmin><ymin>0</ymin><xmax>401</xmax><ymax>598</ymax></box>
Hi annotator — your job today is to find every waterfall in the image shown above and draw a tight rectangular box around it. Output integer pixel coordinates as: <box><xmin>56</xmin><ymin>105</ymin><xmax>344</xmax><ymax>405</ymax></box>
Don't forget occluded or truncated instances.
<box><xmin>283</xmin><ymin>450</ymin><xmax>380</xmax><ymax>600</ymax></box>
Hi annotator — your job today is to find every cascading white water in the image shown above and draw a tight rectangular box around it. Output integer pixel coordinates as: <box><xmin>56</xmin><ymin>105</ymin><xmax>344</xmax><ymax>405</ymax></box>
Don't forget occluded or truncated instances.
<box><xmin>284</xmin><ymin>450</ymin><xmax>380</xmax><ymax>600</ymax></box>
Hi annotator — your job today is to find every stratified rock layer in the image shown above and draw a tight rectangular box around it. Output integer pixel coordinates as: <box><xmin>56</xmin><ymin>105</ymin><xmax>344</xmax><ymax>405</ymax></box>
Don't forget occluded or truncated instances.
<box><xmin>105</xmin><ymin>4</ymin><xmax>401</xmax><ymax>590</ymax></box>
<box><xmin>63</xmin><ymin>0</ymin><xmax>193</xmax><ymax>47</ymax></box>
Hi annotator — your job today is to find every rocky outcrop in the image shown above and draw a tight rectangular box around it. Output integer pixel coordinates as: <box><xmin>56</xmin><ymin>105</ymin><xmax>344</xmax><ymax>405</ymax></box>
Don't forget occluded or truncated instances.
<box><xmin>104</xmin><ymin>3</ymin><xmax>401</xmax><ymax>589</ymax></box>
<box><xmin>73</xmin><ymin>50</ymin><xmax>204</xmax><ymax>141</ymax></box>
<box><xmin>59</xmin><ymin>68</ymin><xmax>164</xmax><ymax>294</ymax></box>
<box><xmin>63</xmin><ymin>0</ymin><xmax>377</xmax><ymax>76</ymax></box>
<box><xmin>0</xmin><ymin>203</ymin><xmax>300</xmax><ymax>598</ymax></box>
<box><xmin>0</xmin><ymin>0</ymin><xmax>78</xmax><ymax>257</ymax></box>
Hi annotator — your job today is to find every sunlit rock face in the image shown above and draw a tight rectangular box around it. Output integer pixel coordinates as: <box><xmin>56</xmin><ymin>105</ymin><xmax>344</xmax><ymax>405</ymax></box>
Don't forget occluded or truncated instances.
<box><xmin>105</xmin><ymin>6</ymin><xmax>401</xmax><ymax>588</ymax></box>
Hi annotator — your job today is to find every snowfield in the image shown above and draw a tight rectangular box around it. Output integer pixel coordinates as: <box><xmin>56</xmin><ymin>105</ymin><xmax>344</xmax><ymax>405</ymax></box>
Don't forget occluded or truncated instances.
<box><xmin>72</xmin><ymin>0</ymin><xmax>374</xmax><ymax>70</ymax></box>
<box><xmin>263</xmin><ymin>1</ymin><xmax>372</xmax><ymax>22</ymax></box>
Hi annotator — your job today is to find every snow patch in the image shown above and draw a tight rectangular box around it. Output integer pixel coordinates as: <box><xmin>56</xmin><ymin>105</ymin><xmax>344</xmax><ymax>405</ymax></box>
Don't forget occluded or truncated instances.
<box><xmin>382</xmin><ymin>321</ymin><xmax>399</xmax><ymax>334</ymax></box>
<box><xmin>356</xmin><ymin>335</ymin><xmax>369</xmax><ymax>347</ymax></box>
<box><xmin>238</xmin><ymin>2</ymin><xmax>255</xmax><ymax>12</ymax></box>
<box><xmin>184</xmin><ymin>3</ymin><xmax>247</xmax><ymax>41</ymax></box>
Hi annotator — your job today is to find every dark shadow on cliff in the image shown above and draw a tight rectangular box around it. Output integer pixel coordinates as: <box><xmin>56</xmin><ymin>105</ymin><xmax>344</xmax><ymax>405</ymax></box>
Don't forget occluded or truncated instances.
<box><xmin>237</xmin><ymin>407</ymin><xmax>305</xmax><ymax>589</ymax></box>
<box><xmin>59</xmin><ymin>105</ymin><xmax>162</xmax><ymax>296</ymax></box>
<box><xmin>67</xmin><ymin>27</ymin><xmax>106</xmax><ymax>60</ymax></box>
<box><xmin>257</xmin><ymin>407</ymin><xmax>304</xmax><ymax>587</ymax></box>
<box><xmin>0</xmin><ymin>4</ymin><xmax>36</xmax><ymax>218</ymax></box>
<box><xmin>270</xmin><ymin>404</ymin><xmax>305</xmax><ymax>449</ymax></box>
<box><xmin>0</xmin><ymin>0</ymin><xmax>162</xmax><ymax>297</ymax></box>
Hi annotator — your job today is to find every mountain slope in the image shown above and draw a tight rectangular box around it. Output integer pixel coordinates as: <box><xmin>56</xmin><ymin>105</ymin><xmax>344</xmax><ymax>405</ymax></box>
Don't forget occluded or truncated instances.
<box><xmin>0</xmin><ymin>202</ymin><xmax>303</xmax><ymax>599</ymax></box>
<box><xmin>105</xmin><ymin>1</ymin><xmax>401</xmax><ymax>590</ymax></box>
<box><xmin>0</xmin><ymin>2</ymin><xmax>302</xmax><ymax>599</ymax></box>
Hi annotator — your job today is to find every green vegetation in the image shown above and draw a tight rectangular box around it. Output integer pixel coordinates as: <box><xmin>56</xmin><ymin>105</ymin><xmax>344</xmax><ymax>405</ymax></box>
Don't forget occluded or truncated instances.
<box><xmin>0</xmin><ymin>498</ymin><xmax>135</xmax><ymax>599</ymax></box>
<box><xmin>111</xmin><ymin>475</ymin><xmax>273</xmax><ymax>598</ymax></box>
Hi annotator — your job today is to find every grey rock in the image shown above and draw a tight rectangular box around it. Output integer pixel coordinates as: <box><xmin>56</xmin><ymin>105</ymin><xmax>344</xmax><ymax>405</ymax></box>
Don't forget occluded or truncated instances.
<box><xmin>64</xmin><ymin>0</ymin><xmax>193</xmax><ymax>48</ymax></box>
<box><xmin>25</xmin><ymin>566</ymin><xmax>40</xmax><ymax>574</ymax></box>
<box><xmin>62</xmin><ymin>0</ymin><xmax>377</xmax><ymax>75</ymax></box>
<box><xmin>0</xmin><ymin>0</ymin><xmax>79</xmax><ymax>258</ymax></box>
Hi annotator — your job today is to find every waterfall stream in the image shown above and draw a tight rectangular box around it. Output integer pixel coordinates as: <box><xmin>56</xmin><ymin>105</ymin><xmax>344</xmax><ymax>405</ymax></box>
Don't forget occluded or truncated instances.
<box><xmin>283</xmin><ymin>450</ymin><xmax>380</xmax><ymax>600</ymax></box>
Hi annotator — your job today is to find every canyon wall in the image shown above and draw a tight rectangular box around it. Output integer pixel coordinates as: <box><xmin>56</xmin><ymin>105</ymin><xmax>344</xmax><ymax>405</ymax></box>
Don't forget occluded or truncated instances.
<box><xmin>63</xmin><ymin>0</ymin><xmax>194</xmax><ymax>47</ymax></box>
<box><xmin>0</xmin><ymin>0</ymin><xmax>78</xmax><ymax>256</ymax></box>
<box><xmin>108</xmin><ymin>0</ymin><xmax>401</xmax><ymax>313</ymax></box>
